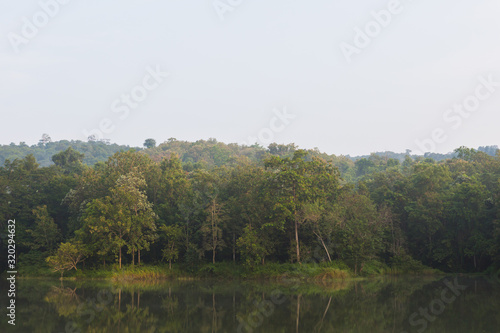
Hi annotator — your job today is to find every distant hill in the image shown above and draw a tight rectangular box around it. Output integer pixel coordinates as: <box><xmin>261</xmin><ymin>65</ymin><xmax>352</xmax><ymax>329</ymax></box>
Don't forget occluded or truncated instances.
<box><xmin>1</xmin><ymin>138</ymin><xmax>497</xmax><ymax>181</ymax></box>
<box><xmin>0</xmin><ymin>140</ymin><xmax>137</xmax><ymax>167</ymax></box>
<box><xmin>349</xmin><ymin>145</ymin><xmax>498</xmax><ymax>162</ymax></box>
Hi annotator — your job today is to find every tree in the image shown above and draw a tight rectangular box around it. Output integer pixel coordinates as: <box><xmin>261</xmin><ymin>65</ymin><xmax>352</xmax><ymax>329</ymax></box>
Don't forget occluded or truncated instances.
<box><xmin>39</xmin><ymin>133</ymin><xmax>52</xmax><ymax>145</ymax></box>
<box><xmin>83</xmin><ymin>171</ymin><xmax>156</xmax><ymax>268</ymax></box>
<box><xmin>302</xmin><ymin>201</ymin><xmax>332</xmax><ymax>262</ymax></box>
<box><xmin>46</xmin><ymin>242</ymin><xmax>86</xmax><ymax>278</ymax></box>
<box><xmin>405</xmin><ymin>164</ymin><xmax>451</xmax><ymax>266</ymax></box>
<box><xmin>264</xmin><ymin>150</ymin><xmax>309</xmax><ymax>263</ymax></box>
<box><xmin>201</xmin><ymin>196</ymin><xmax>225</xmax><ymax>264</ymax></box>
<box><xmin>355</xmin><ymin>158</ymin><xmax>376</xmax><ymax>178</ymax></box>
<box><xmin>84</xmin><ymin>197</ymin><xmax>129</xmax><ymax>268</ymax></box>
<box><xmin>52</xmin><ymin>147</ymin><xmax>85</xmax><ymax>174</ymax></box>
<box><xmin>193</xmin><ymin>169</ymin><xmax>226</xmax><ymax>264</ymax></box>
<box><xmin>264</xmin><ymin>150</ymin><xmax>340</xmax><ymax>263</ymax></box>
<box><xmin>332</xmin><ymin>191</ymin><xmax>386</xmax><ymax>274</ymax></box>
<box><xmin>114</xmin><ymin>171</ymin><xmax>157</xmax><ymax>266</ymax></box>
<box><xmin>444</xmin><ymin>175</ymin><xmax>487</xmax><ymax>270</ymax></box>
<box><xmin>144</xmin><ymin>139</ymin><xmax>157</xmax><ymax>149</ymax></box>
<box><xmin>27</xmin><ymin>205</ymin><xmax>61</xmax><ymax>252</ymax></box>
<box><xmin>160</xmin><ymin>225</ymin><xmax>183</xmax><ymax>269</ymax></box>
<box><xmin>222</xmin><ymin>160</ymin><xmax>273</xmax><ymax>263</ymax></box>
<box><xmin>237</xmin><ymin>226</ymin><xmax>269</xmax><ymax>267</ymax></box>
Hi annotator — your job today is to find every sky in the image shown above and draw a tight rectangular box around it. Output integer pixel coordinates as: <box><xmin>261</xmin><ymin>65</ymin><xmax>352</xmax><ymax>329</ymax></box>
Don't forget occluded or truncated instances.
<box><xmin>1</xmin><ymin>0</ymin><xmax>500</xmax><ymax>156</ymax></box>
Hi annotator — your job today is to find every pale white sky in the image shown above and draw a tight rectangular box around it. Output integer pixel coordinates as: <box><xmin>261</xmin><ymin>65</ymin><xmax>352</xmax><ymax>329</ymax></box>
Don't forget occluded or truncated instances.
<box><xmin>1</xmin><ymin>0</ymin><xmax>500</xmax><ymax>155</ymax></box>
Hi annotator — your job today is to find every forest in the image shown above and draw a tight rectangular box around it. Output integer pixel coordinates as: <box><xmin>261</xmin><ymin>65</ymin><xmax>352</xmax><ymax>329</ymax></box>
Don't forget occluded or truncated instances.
<box><xmin>0</xmin><ymin>139</ymin><xmax>499</xmax><ymax>277</ymax></box>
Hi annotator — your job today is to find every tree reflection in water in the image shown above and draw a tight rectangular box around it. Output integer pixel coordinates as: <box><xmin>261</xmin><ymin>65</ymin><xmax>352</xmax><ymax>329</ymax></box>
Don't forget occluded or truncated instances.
<box><xmin>1</xmin><ymin>276</ymin><xmax>498</xmax><ymax>332</ymax></box>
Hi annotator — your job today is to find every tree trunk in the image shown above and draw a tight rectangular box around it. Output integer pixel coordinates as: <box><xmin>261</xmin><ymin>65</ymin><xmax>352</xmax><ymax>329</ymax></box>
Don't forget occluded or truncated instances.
<box><xmin>390</xmin><ymin>213</ymin><xmax>395</xmax><ymax>255</ymax></box>
<box><xmin>233</xmin><ymin>233</ymin><xmax>235</xmax><ymax>263</ymax></box>
<box><xmin>186</xmin><ymin>221</ymin><xmax>189</xmax><ymax>249</ymax></box>
<box><xmin>132</xmin><ymin>249</ymin><xmax>135</xmax><ymax>267</ymax></box>
<box><xmin>295</xmin><ymin>216</ymin><xmax>300</xmax><ymax>264</ymax></box>
<box><xmin>314</xmin><ymin>231</ymin><xmax>331</xmax><ymax>262</ymax></box>
<box><xmin>169</xmin><ymin>259</ymin><xmax>172</xmax><ymax>270</ymax></box>
<box><xmin>293</xmin><ymin>185</ymin><xmax>300</xmax><ymax>264</ymax></box>
<box><xmin>138</xmin><ymin>249</ymin><xmax>141</xmax><ymax>265</ymax></box>
<box><xmin>119</xmin><ymin>246</ymin><xmax>122</xmax><ymax>269</ymax></box>
<box><xmin>212</xmin><ymin>200</ymin><xmax>216</xmax><ymax>264</ymax></box>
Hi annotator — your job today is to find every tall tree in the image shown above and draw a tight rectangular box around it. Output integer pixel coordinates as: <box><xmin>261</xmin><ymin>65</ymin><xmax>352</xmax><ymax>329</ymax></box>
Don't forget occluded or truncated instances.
<box><xmin>144</xmin><ymin>138</ymin><xmax>156</xmax><ymax>149</ymax></box>
<box><xmin>27</xmin><ymin>205</ymin><xmax>61</xmax><ymax>252</ymax></box>
<box><xmin>193</xmin><ymin>169</ymin><xmax>226</xmax><ymax>264</ymax></box>
<box><xmin>160</xmin><ymin>225</ymin><xmax>183</xmax><ymax>269</ymax></box>
<box><xmin>83</xmin><ymin>171</ymin><xmax>156</xmax><ymax>268</ymax></box>
<box><xmin>331</xmin><ymin>190</ymin><xmax>386</xmax><ymax>274</ymax></box>
<box><xmin>265</xmin><ymin>150</ymin><xmax>340</xmax><ymax>263</ymax></box>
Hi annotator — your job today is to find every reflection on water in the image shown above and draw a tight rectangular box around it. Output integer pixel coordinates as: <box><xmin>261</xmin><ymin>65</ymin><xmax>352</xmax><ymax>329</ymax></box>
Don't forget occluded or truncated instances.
<box><xmin>1</xmin><ymin>275</ymin><xmax>499</xmax><ymax>332</ymax></box>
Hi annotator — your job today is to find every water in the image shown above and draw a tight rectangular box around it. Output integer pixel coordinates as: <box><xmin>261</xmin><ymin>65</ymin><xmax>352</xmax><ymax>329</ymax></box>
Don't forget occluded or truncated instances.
<box><xmin>1</xmin><ymin>275</ymin><xmax>499</xmax><ymax>332</ymax></box>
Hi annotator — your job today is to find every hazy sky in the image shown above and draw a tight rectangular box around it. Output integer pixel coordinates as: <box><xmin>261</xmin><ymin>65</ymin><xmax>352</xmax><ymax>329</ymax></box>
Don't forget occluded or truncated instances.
<box><xmin>1</xmin><ymin>0</ymin><xmax>500</xmax><ymax>156</ymax></box>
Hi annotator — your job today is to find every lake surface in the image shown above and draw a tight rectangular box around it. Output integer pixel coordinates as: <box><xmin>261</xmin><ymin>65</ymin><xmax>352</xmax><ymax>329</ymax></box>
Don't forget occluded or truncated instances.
<box><xmin>1</xmin><ymin>275</ymin><xmax>499</xmax><ymax>332</ymax></box>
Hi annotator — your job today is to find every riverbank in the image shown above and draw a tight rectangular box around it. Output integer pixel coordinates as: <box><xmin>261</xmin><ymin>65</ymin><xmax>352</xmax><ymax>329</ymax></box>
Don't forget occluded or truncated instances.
<box><xmin>11</xmin><ymin>259</ymin><xmax>443</xmax><ymax>281</ymax></box>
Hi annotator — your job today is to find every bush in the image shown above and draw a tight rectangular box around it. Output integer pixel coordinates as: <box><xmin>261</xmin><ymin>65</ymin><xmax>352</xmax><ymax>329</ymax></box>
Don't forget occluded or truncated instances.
<box><xmin>389</xmin><ymin>253</ymin><xmax>426</xmax><ymax>273</ymax></box>
<box><xmin>360</xmin><ymin>260</ymin><xmax>390</xmax><ymax>276</ymax></box>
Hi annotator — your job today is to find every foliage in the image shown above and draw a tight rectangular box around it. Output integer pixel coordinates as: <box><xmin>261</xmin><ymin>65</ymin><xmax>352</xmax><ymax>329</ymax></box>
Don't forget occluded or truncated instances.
<box><xmin>46</xmin><ymin>242</ymin><xmax>86</xmax><ymax>278</ymax></box>
<box><xmin>237</xmin><ymin>226</ymin><xmax>269</xmax><ymax>268</ymax></box>
<box><xmin>160</xmin><ymin>225</ymin><xmax>183</xmax><ymax>269</ymax></box>
<box><xmin>1</xmin><ymin>141</ymin><xmax>500</xmax><ymax>276</ymax></box>
<box><xmin>27</xmin><ymin>205</ymin><xmax>61</xmax><ymax>252</ymax></box>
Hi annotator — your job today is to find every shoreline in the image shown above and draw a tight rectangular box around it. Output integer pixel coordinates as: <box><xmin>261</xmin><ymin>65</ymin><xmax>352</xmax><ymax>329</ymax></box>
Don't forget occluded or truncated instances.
<box><xmin>2</xmin><ymin>261</ymin><xmax>447</xmax><ymax>283</ymax></box>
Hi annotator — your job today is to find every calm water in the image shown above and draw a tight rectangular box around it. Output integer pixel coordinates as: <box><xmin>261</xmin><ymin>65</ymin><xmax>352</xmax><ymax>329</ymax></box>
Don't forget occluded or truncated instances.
<box><xmin>1</xmin><ymin>275</ymin><xmax>499</xmax><ymax>332</ymax></box>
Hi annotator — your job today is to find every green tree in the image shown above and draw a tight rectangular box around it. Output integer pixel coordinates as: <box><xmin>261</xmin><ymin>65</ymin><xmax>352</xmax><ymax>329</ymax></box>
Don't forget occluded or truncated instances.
<box><xmin>201</xmin><ymin>196</ymin><xmax>225</xmax><ymax>264</ymax></box>
<box><xmin>332</xmin><ymin>191</ymin><xmax>386</xmax><ymax>274</ymax></box>
<box><xmin>83</xmin><ymin>171</ymin><xmax>156</xmax><ymax>268</ymax></box>
<box><xmin>27</xmin><ymin>205</ymin><xmax>61</xmax><ymax>252</ymax></box>
<box><xmin>405</xmin><ymin>163</ymin><xmax>452</xmax><ymax>266</ymax></box>
<box><xmin>160</xmin><ymin>225</ymin><xmax>183</xmax><ymax>269</ymax></box>
<box><xmin>193</xmin><ymin>169</ymin><xmax>226</xmax><ymax>264</ymax></box>
<box><xmin>237</xmin><ymin>226</ymin><xmax>269</xmax><ymax>267</ymax></box>
<box><xmin>52</xmin><ymin>147</ymin><xmax>85</xmax><ymax>174</ymax></box>
<box><xmin>265</xmin><ymin>150</ymin><xmax>340</xmax><ymax>263</ymax></box>
<box><xmin>144</xmin><ymin>138</ymin><xmax>156</xmax><ymax>149</ymax></box>
<box><xmin>46</xmin><ymin>242</ymin><xmax>86</xmax><ymax>278</ymax></box>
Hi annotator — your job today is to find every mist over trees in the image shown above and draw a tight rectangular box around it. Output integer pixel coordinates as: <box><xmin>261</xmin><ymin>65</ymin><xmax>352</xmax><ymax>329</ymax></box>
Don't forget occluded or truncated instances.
<box><xmin>1</xmin><ymin>139</ymin><xmax>499</xmax><ymax>274</ymax></box>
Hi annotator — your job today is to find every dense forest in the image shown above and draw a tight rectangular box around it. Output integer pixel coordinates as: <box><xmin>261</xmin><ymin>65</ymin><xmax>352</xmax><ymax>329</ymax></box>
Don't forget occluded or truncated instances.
<box><xmin>0</xmin><ymin>136</ymin><xmax>135</xmax><ymax>167</ymax></box>
<box><xmin>3</xmin><ymin>135</ymin><xmax>497</xmax><ymax>171</ymax></box>
<box><xmin>1</xmin><ymin>139</ymin><xmax>499</xmax><ymax>276</ymax></box>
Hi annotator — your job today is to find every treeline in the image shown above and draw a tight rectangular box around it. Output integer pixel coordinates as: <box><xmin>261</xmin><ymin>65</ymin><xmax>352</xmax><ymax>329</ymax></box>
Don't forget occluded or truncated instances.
<box><xmin>0</xmin><ymin>137</ymin><xmax>134</xmax><ymax>167</ymax></box>
<box><xmin>0</xmin><ymin>143</ymin><xmax>499</xmax><ymax>275</ymax></box>
<box><xmin>4</xmin><ymin>137</ymin><xmax>498</xmax><ymax>180</ymax></box>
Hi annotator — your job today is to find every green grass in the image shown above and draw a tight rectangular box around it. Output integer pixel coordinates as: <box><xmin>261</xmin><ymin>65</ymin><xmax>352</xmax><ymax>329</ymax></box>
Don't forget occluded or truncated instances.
<box><xmin>110</xmin><ymin>265</ymin><xmax>180</xmax><ymax>281</ymax></box>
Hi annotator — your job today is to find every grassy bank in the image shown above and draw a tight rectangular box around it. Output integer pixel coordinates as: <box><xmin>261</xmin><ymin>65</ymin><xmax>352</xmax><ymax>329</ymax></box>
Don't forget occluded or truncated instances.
<box><xmin>10</xmin><ymin>258</ymin><xmax>442</xmax><ymax>281</ymax></box>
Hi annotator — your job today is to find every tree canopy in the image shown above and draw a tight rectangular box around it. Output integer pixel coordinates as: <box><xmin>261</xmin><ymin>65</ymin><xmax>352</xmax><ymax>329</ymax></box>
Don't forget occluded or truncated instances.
<box><xmin>1</xmin><ymin>141</ymin><xmax>499</xmax><ymax>274</ymax></box>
